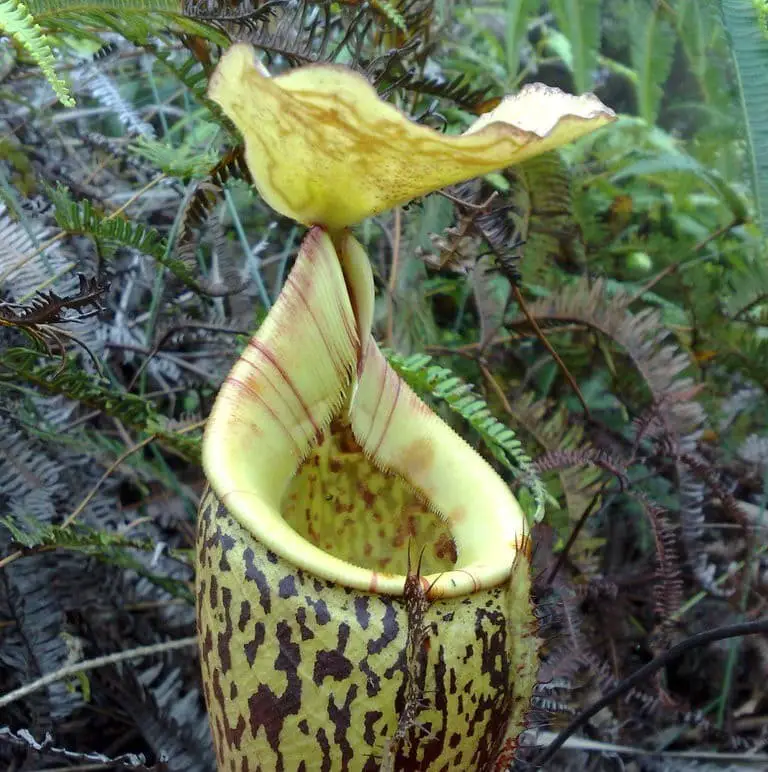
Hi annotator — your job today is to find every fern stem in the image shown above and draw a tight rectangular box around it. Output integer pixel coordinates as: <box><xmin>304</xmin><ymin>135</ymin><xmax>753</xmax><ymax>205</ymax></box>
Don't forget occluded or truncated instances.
<box><xmin>62</xmin><ymin>434</ymin><xmax>157</xmax><ymax>528</ymax></box>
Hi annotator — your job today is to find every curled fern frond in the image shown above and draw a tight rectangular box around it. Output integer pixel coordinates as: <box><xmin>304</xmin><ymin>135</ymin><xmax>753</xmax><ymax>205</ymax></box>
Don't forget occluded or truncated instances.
<box><xmin>520</xmin><ymin>279</ymin><xmax>705</xmax><ymax>438</ymax></box>
<box><xmin>376</xmin><ymin>70</ymin><xmax>495</xmax><ymax>113</ymax></box>
<box><xmin>632</xmin><ymin>490</ymin><xmax>684</xmax><ymax>652</ymax></box>
<box><xmin>499</xmin><ymin>393</ymin><xmax>603</xmax><ymax>531</ymax></box>
<box><xmin>0</xmin><ymin>273</ymin><xmax>108</xmax><ymax>328</ymax></box>
<box><xmin>531</xmin><ymin>447</ymin><xmax>629</xmax><ymax>491</ymax></box>
<box><xmin>0</xmin><ymin>0</ymin><xmax>74</xmax><ymax>106</ymax></box>
<box><xmin>385</xmin><ymin>349</ymin><xmax>546</xmax><ymax>522</ymax></box>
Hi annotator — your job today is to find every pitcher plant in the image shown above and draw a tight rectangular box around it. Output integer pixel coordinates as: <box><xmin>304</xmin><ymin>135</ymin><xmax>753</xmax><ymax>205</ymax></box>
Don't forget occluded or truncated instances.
<box><xmin>196</xmin><ymin>43</ymin><xmax>615</xmax><ymax>771</ymax></box>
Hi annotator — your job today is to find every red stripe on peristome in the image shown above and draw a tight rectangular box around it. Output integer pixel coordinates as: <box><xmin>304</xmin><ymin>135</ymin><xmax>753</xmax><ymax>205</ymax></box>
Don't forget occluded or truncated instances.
<box><xmin>368</xmin><ymin>571</ymin><xmax>379</xmax><ymax>593</ymax></box>
<box><xmin>223</xmin><ymin>375</ymin><xmax>303</xmax><ymax>457</ymax></box>
<box><xmin>236</xmin><ymin>351</ymin><xmax>315</xmax><ymax>447</ymax></box>
<box><xmin>371</xmin><ymin>361</ymin><xmax>401</xmax><ymax>459</ymax></box>
<box><xmin>284</xmin><ymin>271</ymin><xmax>337</xmax><ymax>367</ymax></box>
<box><xmin>247</xmin><ymin>339</ymin><xmax>321</xmax><ymax>437</ymax></box>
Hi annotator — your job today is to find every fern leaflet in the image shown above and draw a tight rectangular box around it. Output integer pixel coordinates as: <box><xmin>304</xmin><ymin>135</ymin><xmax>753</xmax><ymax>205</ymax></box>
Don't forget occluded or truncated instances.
<box><xmin>718</xmin><ymin>0</ymin><xmax>768</xmax><ymax>233</ymax></box>
<box><xmin>2</xmin><ymin>515</ymin><xmax>193</xmax><ymax>602</ymax></box>
<box><xmin>0</xmin><ymin>348</ymin><xmax>201</xmax><ymax>461</ymax></box>
<box><xmin>0</xmin><ymin>0</ymin><xmax>74</xmax><ymax>105</ymax></box>
<box><xmin>50</xmin><ymin>184</ymin><xmax>201</xmax><ymax>289</ymax></box>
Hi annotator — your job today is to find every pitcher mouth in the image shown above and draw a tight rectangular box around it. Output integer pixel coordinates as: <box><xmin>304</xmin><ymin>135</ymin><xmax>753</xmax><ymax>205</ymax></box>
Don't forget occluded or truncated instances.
<box><xmin>205</xmin><ymin>408</ymin><xmax>529</xmax><ymax>600</ymax></box>
<box><xmin>201</xmin><ymin>228</ymin><xmax>529</xmax><ymax>599</ymax></box>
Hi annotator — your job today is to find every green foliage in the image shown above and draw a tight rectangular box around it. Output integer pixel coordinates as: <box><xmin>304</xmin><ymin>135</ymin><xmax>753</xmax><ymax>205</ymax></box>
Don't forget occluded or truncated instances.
<box><xmin>49</xmin><ymin>184</ymin><xmax>202</xmax><ymax>289</ymax></box>
<box><xmin>0</xmin><ymin>348</ymin><xmax>201</xmax><ymax>461</ymax></box>
<box><xmin>629</xmin><ymin>0</ymin><xmax>676</xmax><ymax>124</ymax></box>
<box><xmin>549</xmin><ymin>0</ymin><xmax>602</xmax><ymax>93</ymax></box>
<box><xmin>510</xmin><ymin>151</ymin><xmax>584</xmax><ymax>284</ymax></box>
<box><xmin>503</xmin><ymin>0</ymin><xmax>540</xmax><ymax>77</ymax></box>
<box><xmin>717</xmin><ymin>0</ymin><xmax>768</xmax><ymax>231</ymax></box>
<box><xmin>1</xmin><ymin>514</ymin><xmax>194</xmax><ymax>601</ymax></box>
<box><xmin>130</xmin><ymin>136</ymin><xmax>219</xmax><ymax>179</ymax></box>
<box><xmin>24</xmin><ymin>0</ymin><xmax>180</xmax><ymax>12</ymax></box>
<box><xmin>0</xmin><ymin>0</ymin><xmax>74</xmax><ymax>105</ymax></box>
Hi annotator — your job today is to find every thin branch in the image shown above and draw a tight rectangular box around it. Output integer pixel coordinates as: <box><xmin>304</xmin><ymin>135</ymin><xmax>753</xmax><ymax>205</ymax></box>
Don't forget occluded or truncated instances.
<box><xmin>531</xmin><ymin>618</ymin><xmax>768</xmax><ymax>767</ymax></box>
<box><xmin>629</xmin><ymin>217</ymin><xmax>740</xmax><ymax>304</ymax></box>
<box><xmin>510</xmin><ymin>283</ymin><xmax>592</xmax><ymax>417</ymax></box>
<box><xmin>0</xmin><ymin>636</ymin><xmax>198</xmax><ymax>710</ymax></box>
<box><xmin>545</xmin><ymin>484</ymin><xmax>608</xmax><ymax>586</ymax></box>
<box><xmin>62</xmin><ymin>435</ymin><xmax>157</xmax><ymax>529</ymax></box>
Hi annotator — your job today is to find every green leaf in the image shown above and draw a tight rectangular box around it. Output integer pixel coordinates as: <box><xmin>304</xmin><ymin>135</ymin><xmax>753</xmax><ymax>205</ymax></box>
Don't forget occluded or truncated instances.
<box><xmin>612</xmin><ymin>152</ymin><xmax>749</xmax><ymax>221</ymax></box>
<box><xmin>503</xmin><ymin>0</ymin><xmax>539</xmax><ymax>77</ymax></box>
<box><xmin>717</xmin><ymin>0</ymin><xmax>768</xmax><ymax>233</ymax></box>
<box><xmin>0</xmin><ymin>0</ymin><xmax>74</xmax><ymax>105</ymax></box>
<box><xmin>550</xmin><ymin>0</ymin><xmax>601</xmax><ymax>93</ymax></box>
<box><xmin>630</xmin><ymin>0</ymin><xmax>676</xmax><ymax>123</ymax></box>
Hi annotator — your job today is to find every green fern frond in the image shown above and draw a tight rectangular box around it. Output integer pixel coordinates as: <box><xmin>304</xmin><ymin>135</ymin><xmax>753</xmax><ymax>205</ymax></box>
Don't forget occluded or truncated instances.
<box><xmin>1</xmin><ymin>515</ymin><xmax>193</xmax><ymax>602</ymax></box>
<box><xmin>0</xmin><ymin>348</ymin><xmax>201</xmax><ymax>461</ymax></box>
<box><xmin>611</xmin><ymin>151</ymin><xmax>749</xmax><ymax>222</ymax></box>
<box><xmin>385</xmin><ymin>349</ymin><xmax>547</xmax><ymax>523</ymax></box>
<box><xmin>50</xmin><ymin>184</ymin><xmax>201</xmax><ymax>289</ymax></box>
<box><xmin>0</xmin><ymin>0</ymin><xmax>74</xmax><ymax>106</ymax></box>
<box><xmin>550</xmin><ymin>0</ymin><xmax>601</xmax><ymax>93</ymax></box>
<box><xmin>130</xmin><ymin>136</ymin><xmax>219</xmax><ymax>179</ymax></box>
<box><xmin>505</xmin><ymin>151</ymin><xmax>583</xmax><ymax>285</ymax></box>
<box><xmin>24</xmin><ymin>0</ymin><xmax>179</xmax><ymax>16</ymax></box>
<box><xmin>724</xmin><ymin>255</ymin><xmax>768</xmax><ymax>318</ymax></box>
<box><xmin>630</xmin><ymin>0</ymin><xmax>676</xmax><ymax>124</ymax></box>
<box><xmin>717</xmin><ymin>0</ymin><xmax>768</xmax><ymax>232</ymax></box>
<box><xmin>370</xmin><ymin>0</ymin><xmax>407</xmax><ymax>32</ymax></box>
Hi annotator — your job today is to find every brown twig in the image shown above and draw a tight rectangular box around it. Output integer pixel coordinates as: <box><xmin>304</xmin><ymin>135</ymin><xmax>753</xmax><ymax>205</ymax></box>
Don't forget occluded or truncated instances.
<box><xmin>510</xmin><ymin>283</ymin><xmax>592</xmax><ymax>417</ymax></box>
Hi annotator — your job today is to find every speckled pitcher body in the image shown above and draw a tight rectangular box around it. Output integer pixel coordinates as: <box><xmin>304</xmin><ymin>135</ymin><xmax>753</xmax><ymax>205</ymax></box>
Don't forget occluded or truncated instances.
<box><xmin>197</xmin><ymin>486</ymin><xmax>537</xmax><ymax>771</ymax></box>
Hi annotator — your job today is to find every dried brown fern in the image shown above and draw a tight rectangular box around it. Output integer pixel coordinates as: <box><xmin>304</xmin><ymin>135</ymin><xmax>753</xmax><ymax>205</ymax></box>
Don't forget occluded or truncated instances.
<box><xmin>513</xmin><ymin>278</ymin><xmax>712</xmax><ymax>594</ymax></box>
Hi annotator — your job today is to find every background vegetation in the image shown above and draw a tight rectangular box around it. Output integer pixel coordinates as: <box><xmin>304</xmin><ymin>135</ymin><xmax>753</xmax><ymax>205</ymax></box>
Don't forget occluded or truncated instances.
<box><xmin>1</xmin><ymin>0</ymin><xmax>768</xmax><ymax>769</ymax></box>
